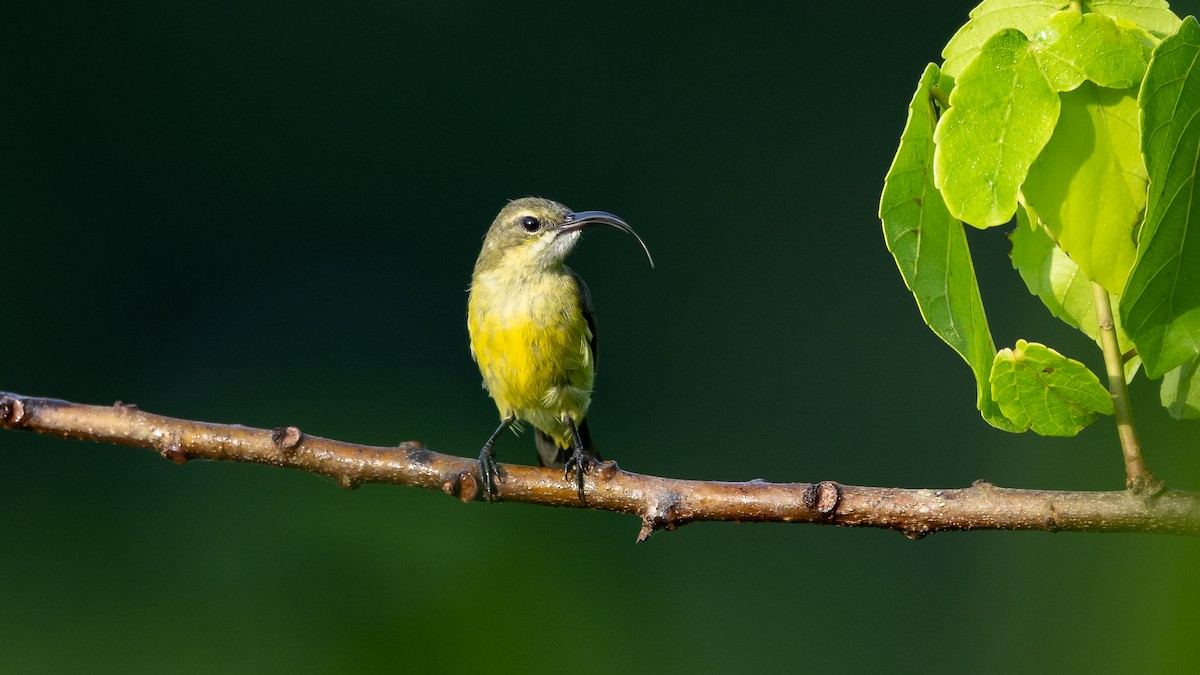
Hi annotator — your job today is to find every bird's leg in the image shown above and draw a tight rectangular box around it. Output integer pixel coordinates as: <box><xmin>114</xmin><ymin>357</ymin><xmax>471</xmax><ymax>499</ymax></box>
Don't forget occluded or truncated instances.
<box><xmin>562</xmin><ymin>416</ymin><xmax>591</xmax><ymax>503</ymax></box>
<box><xmin>478</xmin><ymin>416</ymin><xmax>514</xmax><ymax>501</ymax></box>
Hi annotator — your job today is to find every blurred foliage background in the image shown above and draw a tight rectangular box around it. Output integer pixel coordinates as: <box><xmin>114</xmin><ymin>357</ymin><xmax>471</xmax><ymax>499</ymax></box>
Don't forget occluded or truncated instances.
<box><xmin>3</xmin><ymin>1</ymin><xmax>1199</xmax><ymax>672</ymax></box>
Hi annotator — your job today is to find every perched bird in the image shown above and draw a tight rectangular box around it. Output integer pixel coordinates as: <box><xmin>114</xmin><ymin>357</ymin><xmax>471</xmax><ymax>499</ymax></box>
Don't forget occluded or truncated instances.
<box><xmin>467</xmin><ymin>197</ymin><xmax>653</xmax><ymax>500</ymax></box>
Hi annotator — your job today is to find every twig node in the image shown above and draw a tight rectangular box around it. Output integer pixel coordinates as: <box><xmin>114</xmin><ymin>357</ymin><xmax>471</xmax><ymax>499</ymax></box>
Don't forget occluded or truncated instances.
<box><xmin>0</xmin><ymin>397</ymin><xmax>27</xmax><ymax>427</ymax></box>
<box><xmin>271</xmin><ymin>425</ymin><xmax>303</xmax><ymax>451</ymax></box>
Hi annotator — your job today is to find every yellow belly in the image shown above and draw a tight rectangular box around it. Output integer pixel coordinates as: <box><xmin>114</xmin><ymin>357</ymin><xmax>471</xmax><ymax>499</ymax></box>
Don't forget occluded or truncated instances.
<box><xmin>468</xmin><ymin>269</ymin><xmax>593</xmax><ymax>448</ymax></box>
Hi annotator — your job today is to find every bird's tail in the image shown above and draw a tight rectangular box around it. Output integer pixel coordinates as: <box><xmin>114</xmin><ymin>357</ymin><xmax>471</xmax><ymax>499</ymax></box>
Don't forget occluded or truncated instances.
<box><xmin>535</xmin><ymin>420</ymin><xmax>600</xmax><ymax>469</ymax></box>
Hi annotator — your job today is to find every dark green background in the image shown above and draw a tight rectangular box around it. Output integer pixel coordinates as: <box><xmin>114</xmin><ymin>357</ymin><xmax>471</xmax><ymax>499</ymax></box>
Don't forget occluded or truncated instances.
<box><xmin>4</xmin><ymin>2</ymin><xmax>1199</xmax><ymax>672</ymax></box>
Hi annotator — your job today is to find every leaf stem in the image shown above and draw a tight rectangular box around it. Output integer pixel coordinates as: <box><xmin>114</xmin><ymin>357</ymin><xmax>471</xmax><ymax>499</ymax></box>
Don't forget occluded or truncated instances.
<box><xmin>1091</xmin><ymin>283</ymin><xmax>1160</xmax><ymax>494</ymax></box>
<box><xmin>929</xmin><ymin>85</ymin><xmax>950</xmax><ymax>112</ymax></box>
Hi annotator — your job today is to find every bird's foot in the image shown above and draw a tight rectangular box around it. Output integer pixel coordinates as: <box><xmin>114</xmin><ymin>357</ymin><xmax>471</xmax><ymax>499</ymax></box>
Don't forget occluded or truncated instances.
<box><xmin>478</xmin><ymin>445</ymin><xmax>502</xmax><ymax>501</ymax></box>
<box><xmin>563</xmin><ymin>448</ymin><xmax>592</xmax><ymax>502</ymax></box>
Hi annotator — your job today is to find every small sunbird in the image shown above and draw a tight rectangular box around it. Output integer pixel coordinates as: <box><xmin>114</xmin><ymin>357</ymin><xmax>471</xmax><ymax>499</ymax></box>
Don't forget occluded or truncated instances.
<box><xmin>468</xmin><ymin>197</ymin><xmax>653</xmax><ymax>500</ymax></box>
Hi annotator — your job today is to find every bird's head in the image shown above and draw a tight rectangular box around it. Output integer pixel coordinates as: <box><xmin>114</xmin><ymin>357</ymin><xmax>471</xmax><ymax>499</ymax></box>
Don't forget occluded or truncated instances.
<box><xmin>474</xmin><ymin>197</ymin><xmax>653</xmax><ymax>274</ymax></box>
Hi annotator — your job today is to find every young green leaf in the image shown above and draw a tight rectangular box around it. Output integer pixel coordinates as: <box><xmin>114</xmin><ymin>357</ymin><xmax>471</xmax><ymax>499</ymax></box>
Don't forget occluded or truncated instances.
<box><xmin>1161</xmin><ymin>356</ymin><xmax>1200</xmax><ymax>419</ymax></box>
<box><xmin>990</xmin><ymin>340</ymin><xmax>1115</xmax><ymax>436</ymax></box>
<box><xmin>935</xmin><ymin>29</ymin><xmax>1061</xmax><ymax>229</ymax></box>
<box><xmin>1085</xmin><ymin>0</ymin><xmax>1182</xmax><ymax>38</ymax></box>
<box><xmin>1010</xmin><ymin>207</ymin><xmax>1141</xmax><ymax>379</ymax></box>
<box><xmin>1032</xmin><ymin>11</ymin><xmax>1147</xmax><ymax>89</ymax></box>
<box><xmin>881</xmin><ymin>64</ymin><xmax>1018</xmax><ymax>432</ymax></box>
<box><xmin>942</xmin><ymin>0</ymin><xmax>1066</xmax><ymax>79</ymax></box>
<box><xmin>1021</xmin><ymin>82</ymin><xmax>1146</xmax><ymax>292</ymax></box>
<box><xmin>1011</xmin><ymin>207</ymin><xmax>1092</xmax><ymax>332</ymax></box>
<box><xmin>1120</xmin><ymin>16</ymin><xmax>1200</xmax><ymax>379</ymax></box>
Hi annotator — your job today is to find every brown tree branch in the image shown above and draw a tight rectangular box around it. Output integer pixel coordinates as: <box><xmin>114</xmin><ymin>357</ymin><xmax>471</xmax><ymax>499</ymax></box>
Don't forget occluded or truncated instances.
<box><xmin>2</xmin><ymin>391</ymin><xmax>1197</xmax><ymax>540</ymax></box>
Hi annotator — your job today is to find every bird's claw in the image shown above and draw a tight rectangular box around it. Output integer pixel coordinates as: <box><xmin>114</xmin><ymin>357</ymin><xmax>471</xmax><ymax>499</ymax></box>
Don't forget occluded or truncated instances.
<box><xmin>563</xmin><ymin>448</ymin><xmax>591</xmax><ymax>502</ymax></box>
<box><xmin>478</xmin><ymin>446</ymin><xmax>502</xmax><ymax>501</ymax></box>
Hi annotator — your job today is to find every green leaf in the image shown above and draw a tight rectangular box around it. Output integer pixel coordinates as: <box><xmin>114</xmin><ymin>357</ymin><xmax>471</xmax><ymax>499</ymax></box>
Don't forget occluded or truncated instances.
<box><xmin>1085</xmin><ymin>0</ymin><xmax>1182</xmax><ymax>38</ymax></box>
<box><xmin>942</xmin><ymin>0</ymin><xmax>1067</xmax><ymax>79</ymax></box>
<box><xmin>881</xmin><ymin>64</ymin><xmax>1019</xmax><ymax>432</ymax></box>
<box><xmin>935</xmin><ymin>28</ymin><xmax>1061</xmax><ymax>229</ymax></box>
<box><xmin>1028</xmin><ymin>12</ymin><xmax>1090</xmax><ymax>92</ymax></box>
<box><xmin>1011</xmin><ymin>207</ymin><xmax>1092</xmax><ymax>331</ymax></box>
<box><xmin>1120</xmin><ymin>16</ymin><xmax>1200</xmax><ymax>379</ymax></box>
<box><xmin>1161</xmin><ymin>355</ymin><xmax>1200</xmax><ymax>419</ymax></box>
<box><xmin>1021</xmin><ymin>82</ymin><xmax>1146</xmax><ymax>292</ymax></box>
<box><xmin>990</xmin><ymin>339</ymin><xmax>1115</xmax><ymax>436</ymax></box>
<box><xmin>1010</xmin><ymin>206</ymin><xmax>1142</xmax><ymax>380</ymax></box>
<box><xmin>1032</xmin><ymin>11</ymin><xmax>1147</xmax><ymax>89</ymax></box>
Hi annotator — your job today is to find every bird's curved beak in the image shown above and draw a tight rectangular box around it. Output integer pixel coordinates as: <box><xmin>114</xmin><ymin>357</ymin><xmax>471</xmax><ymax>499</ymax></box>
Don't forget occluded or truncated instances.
<box><xmin>557</xmin><ymin>210</ymin><xmax>655</xmax><ymax>268</ymax></box>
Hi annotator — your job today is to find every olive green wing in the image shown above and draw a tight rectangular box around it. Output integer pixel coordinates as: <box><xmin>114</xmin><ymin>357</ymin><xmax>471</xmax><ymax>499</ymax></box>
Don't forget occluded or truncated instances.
<box><xmin>569</xmin><ymin>267</ymin><xmax>598</xmax><ymax>371</ymax></box>
<box><xmin>534</xmin><ymin>268</ymin><xmax>600</xmax><ymax>468</ymax></box>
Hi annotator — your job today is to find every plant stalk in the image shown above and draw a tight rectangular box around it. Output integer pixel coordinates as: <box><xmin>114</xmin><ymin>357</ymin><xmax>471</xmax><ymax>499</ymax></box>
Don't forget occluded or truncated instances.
<box><xmin>1091</xmin><ymin>283</ymin><xmax>1160</xmax><ymax>494</ymax></box>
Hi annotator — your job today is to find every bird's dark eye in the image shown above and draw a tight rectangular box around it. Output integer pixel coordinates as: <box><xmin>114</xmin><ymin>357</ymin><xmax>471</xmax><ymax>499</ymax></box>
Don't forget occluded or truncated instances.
<box><xmin>519</xmin><ymin>215</ymin><xmax>541</xmax><ymax>233</ymax></box>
